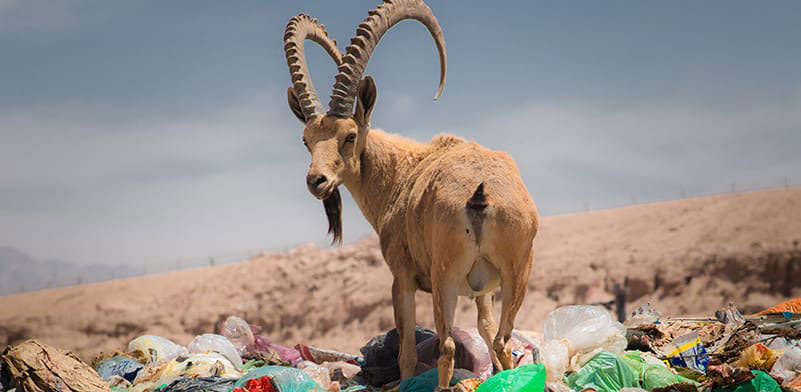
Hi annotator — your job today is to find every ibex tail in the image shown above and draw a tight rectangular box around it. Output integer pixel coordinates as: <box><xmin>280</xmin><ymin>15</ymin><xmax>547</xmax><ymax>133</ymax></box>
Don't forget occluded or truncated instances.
<box><xmin>466</xmin><ymin>182</ymin><xmax>488</xmax><ymax>245</ymax></box>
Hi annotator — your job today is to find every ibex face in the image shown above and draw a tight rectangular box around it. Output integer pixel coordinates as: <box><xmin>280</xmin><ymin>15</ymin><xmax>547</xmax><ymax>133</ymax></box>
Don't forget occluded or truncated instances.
<box><xmin>290</xmin><ymin>78</ymin><xmax>377</xmax><ymax>201</ymax></box>
<box><xmin>301</xmin><ymin>116</ymin><xmax>354</xmax><ymax>200</ymax></box>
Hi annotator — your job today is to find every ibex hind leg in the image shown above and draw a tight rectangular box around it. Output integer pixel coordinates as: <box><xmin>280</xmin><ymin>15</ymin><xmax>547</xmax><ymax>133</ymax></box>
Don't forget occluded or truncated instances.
<box><xmin>476</xmin><ymin>293</ymin><xmax>502</xmax><ymax>373</ymax></box>
<box><xmin>431</xmin><ymin>276</ymin><xmax>458</xmax><ymax>391</ymax></box>
<box><xmin>493</xmin><ymin>249</ymin><xmax>533</xmax><ymax>370</ymax></box>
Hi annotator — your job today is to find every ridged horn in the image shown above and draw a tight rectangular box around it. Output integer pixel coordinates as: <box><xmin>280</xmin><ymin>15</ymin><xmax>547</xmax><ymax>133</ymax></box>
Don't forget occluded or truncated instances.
<box><xmin>284</xmin><ymin>14</ymin><xmax>343</xmax><ymax>121</ymax></box>
<box><xmin>327</xmin><ymin>0</ymin><xmax>446</xmax><ymax>118</ymax></box>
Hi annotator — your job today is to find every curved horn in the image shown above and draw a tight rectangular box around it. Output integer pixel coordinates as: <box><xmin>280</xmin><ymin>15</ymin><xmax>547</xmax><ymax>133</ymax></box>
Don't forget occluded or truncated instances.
<box><xmin>284</xmin><ymin>14</ymin><xmax>343</xmax><ymax>121</ymax></box>
<box><xmin>327</xmin><ymin>0</ymin><xmax>446</xmax><ymax>117</ymax></box>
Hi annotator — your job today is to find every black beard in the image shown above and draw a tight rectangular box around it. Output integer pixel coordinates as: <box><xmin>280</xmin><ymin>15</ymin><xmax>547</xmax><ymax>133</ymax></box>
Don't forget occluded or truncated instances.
<box><xmin>323</xmin><ymin>188</ymin><xmax>343</xmax><ymax>246</ymax></box>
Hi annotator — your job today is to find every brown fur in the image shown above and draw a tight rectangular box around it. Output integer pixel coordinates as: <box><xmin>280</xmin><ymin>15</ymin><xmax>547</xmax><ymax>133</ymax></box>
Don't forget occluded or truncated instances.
<box><xmin>298</xmin><ymin>95</ymin><xmax>539</xmax><ymax>389</ymax></box>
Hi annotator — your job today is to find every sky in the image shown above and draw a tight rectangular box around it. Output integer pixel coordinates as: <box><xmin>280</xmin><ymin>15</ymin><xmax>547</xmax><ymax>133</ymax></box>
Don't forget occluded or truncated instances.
<box><xmin>1</xmin><ymin>1</ymin><xmax>800</xmax><ymax>268</ymax></box>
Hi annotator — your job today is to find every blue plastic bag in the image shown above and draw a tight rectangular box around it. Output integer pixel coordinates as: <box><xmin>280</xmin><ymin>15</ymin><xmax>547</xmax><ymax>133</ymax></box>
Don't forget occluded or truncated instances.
<box><xmin>399</xmin><ymin>368</ymin><xmax>477</xmax><ymax>392</ymax></box>
<box><xmin>95</xmin><ymin>355</ymin><xmax>144</xmax><ymax>382</ymax></box>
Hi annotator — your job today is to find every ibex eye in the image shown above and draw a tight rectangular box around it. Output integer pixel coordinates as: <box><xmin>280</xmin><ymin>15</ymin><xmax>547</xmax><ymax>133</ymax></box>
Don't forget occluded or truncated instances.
<box><xmin>345</xmin><ymin>133</ymin><xmax>357</xmax><ymax>143</ymax></box>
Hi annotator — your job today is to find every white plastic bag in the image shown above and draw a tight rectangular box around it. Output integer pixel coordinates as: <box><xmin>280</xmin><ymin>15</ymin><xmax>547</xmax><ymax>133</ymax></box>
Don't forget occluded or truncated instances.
<box><xmin>541</xmin><ymin>339</ymin><xmax>570</xmax><ymax>381</ymax></box>
<box><xmin>297</xmin><ymin>360</ymin><xmax>332</xmax><ymax>390</ymax></box>
<box><xmin>128</xmin><ymin>335</ymin><xmax>188</xmax><ymax>364</ymax></box>
<box><xmin>221</xmin><ymin>315</ymin><xmax>255</xmax><ymax>355</ymax></box>
<box><xmin>188</xmin><ymin>333</ymin><xmax>242</xmax><ymax>366</ymax></box>
<box><xmin>133</xmin><ymin>352</ymin><xmax>242</xmax><ymax>386</ymax></box>
<box><xmin>540</xmin><ymin>305</ymin><xmax>627</xmax><ymax>381</ymax></box>
<box><xmin>624</xmin><ymin>303</ymin><xmax>663</xmax><ymax>328</ymax></box>
<box><xmin>768</xmin><ymin>338</ymin><xmax>801</xmax><ymax>382</ymax></box>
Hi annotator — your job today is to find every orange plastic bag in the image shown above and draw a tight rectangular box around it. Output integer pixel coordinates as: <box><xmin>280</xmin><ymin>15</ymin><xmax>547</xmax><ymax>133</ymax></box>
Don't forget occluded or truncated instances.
<box><xmin>754</xmin><ymin>298</ymin><xmax>801</xmax><ymax>315</ymax></box>
<box><xmin>731</xmin><ymin>343</ymin><xmax>782</xmax><ymax>371</ymax></box>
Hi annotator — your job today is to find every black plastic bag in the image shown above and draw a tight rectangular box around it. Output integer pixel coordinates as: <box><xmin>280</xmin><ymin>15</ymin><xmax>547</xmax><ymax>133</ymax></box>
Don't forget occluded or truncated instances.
<box><xmin>357</xmin><ymin>326</ymin><xmax>436</xmax><ymax>387</ymax></box>
<box><xmin>155</xmin><ymin>376</ymin><xmax>237</xmax><ymax>392</ymax></box>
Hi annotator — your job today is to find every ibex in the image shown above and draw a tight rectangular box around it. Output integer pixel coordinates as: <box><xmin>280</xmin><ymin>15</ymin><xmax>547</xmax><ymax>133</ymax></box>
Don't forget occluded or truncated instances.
<box><xmin>284</xmin><ymin>1</ymin><xmax>538</xmax><ymax>389</ymax></box>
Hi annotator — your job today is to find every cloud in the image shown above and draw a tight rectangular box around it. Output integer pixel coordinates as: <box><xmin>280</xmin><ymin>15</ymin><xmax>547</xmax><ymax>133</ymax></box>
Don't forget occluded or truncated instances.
<box><xmin>464</xmin><ymin>93</ymin><xmax>801</xmax><ymax>214</ymax></box>
<box><xmin>3</xmin><ymin>82</ymin><xmax>799</xmax><ymax>267</ymax></box>
<box><xmin>0</xmin><ymin>91</ymin><xmax>377</xmax><ymax>265</ymax></box>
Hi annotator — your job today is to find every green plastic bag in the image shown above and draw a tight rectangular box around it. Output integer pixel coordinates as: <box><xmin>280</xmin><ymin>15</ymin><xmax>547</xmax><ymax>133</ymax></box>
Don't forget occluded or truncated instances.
<box><xmin>476</xmin><ymin>364</ymin><xmax>546</xmax><ymax>392</ymax></box>
<box><xmin>565</xmin><ymin>352</ymin><xmax>640</xmax><ymax>392</ymax></box>
<box><xmin>714</xmin><ymin>371</ymin><xmax>781</xmax><ymax>392</ymax></box>
<box><xmin>623</xmin><ymin>351</ymin><xmax>698</xmax><ymax>391</ymax></box>
<box><xmin>641</xmin><ymin>365</ymin><xmax>698</xmax><ymax>391</ymax></box>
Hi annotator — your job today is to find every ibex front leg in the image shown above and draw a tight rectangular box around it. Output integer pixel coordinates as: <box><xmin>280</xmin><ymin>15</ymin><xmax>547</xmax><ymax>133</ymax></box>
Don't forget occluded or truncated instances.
<box><xmin>392</xmin><ymin>275</ymin><xmax>418</xmax><ymax>380</ymax></box>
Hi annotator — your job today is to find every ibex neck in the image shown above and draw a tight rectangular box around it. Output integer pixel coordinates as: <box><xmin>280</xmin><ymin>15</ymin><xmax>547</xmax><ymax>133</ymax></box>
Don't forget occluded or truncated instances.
<box><xmin>343</xmin><ymin>129</ymin><xmax>427</xmax><ymax>232</ymax></box>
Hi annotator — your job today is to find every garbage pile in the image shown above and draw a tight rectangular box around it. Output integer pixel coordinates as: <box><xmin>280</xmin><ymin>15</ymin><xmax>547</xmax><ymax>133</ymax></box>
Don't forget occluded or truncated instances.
<box><xmin>2</xmin><ymin>299</ymin><xmax>800</xmax><ymax>392</ymax></box>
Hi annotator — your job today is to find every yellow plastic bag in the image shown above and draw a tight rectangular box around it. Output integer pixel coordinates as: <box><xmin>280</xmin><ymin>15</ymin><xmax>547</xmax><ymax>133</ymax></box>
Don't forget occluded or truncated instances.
<box><xmin>732</xmin><ymin>343</ymin><xmax>782</xmax><ymax>371</ymax></box>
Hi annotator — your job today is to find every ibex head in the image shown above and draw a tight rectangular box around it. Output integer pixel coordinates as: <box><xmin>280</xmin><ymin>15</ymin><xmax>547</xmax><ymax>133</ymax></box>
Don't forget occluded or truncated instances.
<box><xmin>284</xmin><ymin>0</ymin><xmax>446</xmax><ymax>244</ymax></box>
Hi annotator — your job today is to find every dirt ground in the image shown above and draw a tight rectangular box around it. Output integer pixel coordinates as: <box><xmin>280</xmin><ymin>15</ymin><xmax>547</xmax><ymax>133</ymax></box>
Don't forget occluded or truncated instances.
<box><xmin>1</xmin><ymin>187</ymin><xmax>799</xmax><ymax>361</ymax></box>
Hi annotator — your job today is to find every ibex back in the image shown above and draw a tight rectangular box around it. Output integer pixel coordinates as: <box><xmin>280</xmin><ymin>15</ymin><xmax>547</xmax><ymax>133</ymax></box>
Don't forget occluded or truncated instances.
<box><xmin>283</xmin><ymin>1</ymin><xmax>538</xmax><ymax>390</ymax></box>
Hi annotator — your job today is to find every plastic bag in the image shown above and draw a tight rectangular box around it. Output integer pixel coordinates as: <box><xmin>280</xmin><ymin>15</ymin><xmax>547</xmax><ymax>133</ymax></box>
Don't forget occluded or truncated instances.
<box><xmin>1</xmin><ymin>340</ymin><xmax>109</xmax><ymax>392</ymax></box>
<box><xmin>232</xmin><ymin>375</ymin><xmax>278</xmax><ymax>392</ymax></box>
<box><xmin>231</xmin><ymin>366</ymin><xmax>324</xmax><ymax>392</ymax></box>
<box><xmin>95</xmin><ymin>355</ymin><xmax>144</xmax><ymax>382</ymax></box>
<box><xmin>295</xmin><ymin>344</ymin><xmax>361</xmax><ymax>365</ymax></box>
<box><xmin>663</xmin><ymin>331</ymin><xmax>710</xmax><ymax>373</ymax></box>
<box><xmin>713</xmin><ymin>370</ymin><xmax>781</xmax><ymax>392</ymax></box>
<box><xmin>416</xmin><ymin>328</ymin><xmax>493</xmax><ymax>380</ymax></box>
<box><xmin>128</xmin><ymin>335</ymin><xmax>188</xmax><ymax>364</ymax></box>
<box><xmin>399</xmin><ymin>368</ymin><xmax>476</xmax><ymax>392</ymax></box>
<box><xmin>754</xmin><ymin>298</ymin><xmax>801</xmax><ymax>315</ymax></box>
<box><xmin>622</xmin><ymin>350</ymin><xmax>697</xmax><ymax>390</ymax></box>
<box><xmin>134</xmin><ymin>352</ymin><xmax>241</xmax><ymax>385</ymax></box>
<box><xmin>624</xmin><ymin>303</ymin><xmax>664</xmax><ymax>328</ymax></box>
<box><xmin>475</xmin><ymin>364</ymin><xmax>546</xmax><ymax>392</ymax></box>
<box><xmin>222</xmin><ymin>316</ymin><xmax>256</xmax><ymax>355</ymax></box>
<box><xmin>731</xmin><ymin>343</ymin><xmax>781</xmax><ymax>372</ymax></box>
<box><xmin>154</xmin><ymin>376</ymin><xmax>236</xmax><ymax>392</ymax></box>
<box><xmin>297</xmin><ymin>361</ymin><xmax>332</xmax><ymax>390</ymax></box>
<box><xmin>544</xmin><ymin>305</ymin><xmax>627</xmax><ymax>355</ymax></box>
<box><xmin>641</xmin><ymin>364</ymin><xmax>697</xmax><ymax>390</ymax></box>
<box><xmin>223</xmin><ymin>316</ymin><xmax>302</xmax><ymax>365</ymax></box>
<box><xmin>564</xmin><ymin>351</ymin><xmax>639</xmax><ymax>392</ymax></box>
<box><xmin>541</xmin><ymin>339</ymin><xmax>570</xmax><ymax>382</ymax></box>
<box><xmin>768</xmin><ymin>339</ymin><xmax>801</xmax><ymax>382</ymax></box>
<box><xmin>511</xmin><ymin>330</ymin><xmax>540</xmax><ymax>368</ymax></box>
<box><xmin>541</xmin><ymin>305</ymin><xmax>627</xmax><ymax>381</ymax></box>
<box><xmin>188</xmin><ymin>333</ymin><xmax>243</xmax><ymax>366</ymax></box>
<box><xmin>359</xmin><ymin>326</ymin><xmax>437</xmax><ymax>386</ymax></box>
<box><xmin>321</xmin><ymin>361</ymin><xmax>361</xmax><ymax>382</ymax></box>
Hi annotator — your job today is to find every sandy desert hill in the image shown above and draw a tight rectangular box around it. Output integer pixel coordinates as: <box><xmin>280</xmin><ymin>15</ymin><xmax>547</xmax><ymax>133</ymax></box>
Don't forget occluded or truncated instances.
<box><xmin>1</xmin><ymin>187</ymin><xmax>799</xmax><ymax>361</ymax></box>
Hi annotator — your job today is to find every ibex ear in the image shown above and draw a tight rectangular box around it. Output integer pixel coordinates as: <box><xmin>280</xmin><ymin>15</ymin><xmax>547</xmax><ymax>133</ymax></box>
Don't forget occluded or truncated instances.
<box><xmin>287</xmin><ymin>87</ymin><xmax>306</xmax><ymax>124</ymax></box>
<box><xmin>354</xmin><ymin>76</ymin><xmax>377</xmax><ymax>129</ymax></box>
